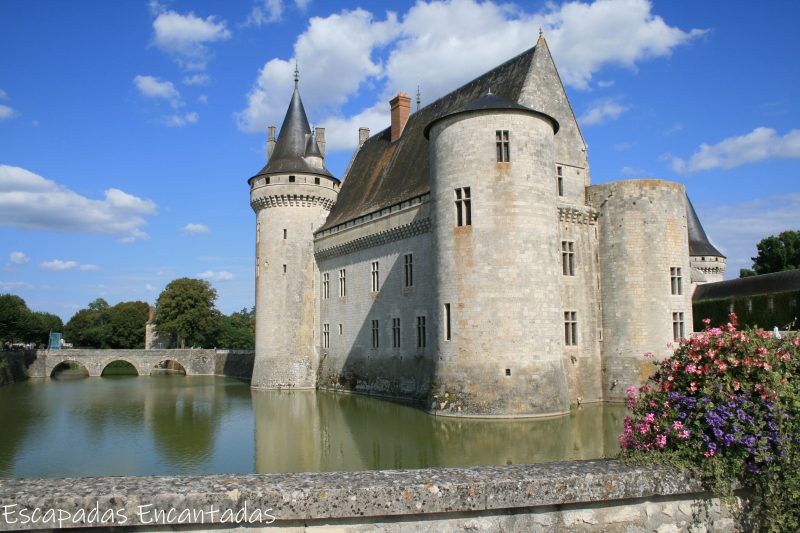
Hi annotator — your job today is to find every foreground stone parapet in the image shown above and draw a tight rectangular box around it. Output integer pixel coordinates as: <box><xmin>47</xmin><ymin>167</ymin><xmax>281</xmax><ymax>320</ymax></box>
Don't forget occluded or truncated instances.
<box><xmin>0</xmin><ymin>460</ymin><xmax>743</xmax><ymax>531</ymax></box>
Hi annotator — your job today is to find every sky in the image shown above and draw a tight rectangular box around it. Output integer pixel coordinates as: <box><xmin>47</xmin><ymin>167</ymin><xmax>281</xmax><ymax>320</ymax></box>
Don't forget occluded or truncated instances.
<box><xmin>1</xmin><ymin>0</ymin><xmax>798</xmax><ymax>322</ymax></box>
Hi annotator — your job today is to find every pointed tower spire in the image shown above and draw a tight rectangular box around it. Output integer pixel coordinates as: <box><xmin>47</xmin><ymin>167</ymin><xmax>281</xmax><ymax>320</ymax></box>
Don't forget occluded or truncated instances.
<box><xmin>416</xmin><ymin>85</ymin><xmax>421</xmax><ymax>111</ymax></box>
<box><xmin>294</xmin><ymin>60</ymin><xmax>299</xmax><ymax>88</ymax></box>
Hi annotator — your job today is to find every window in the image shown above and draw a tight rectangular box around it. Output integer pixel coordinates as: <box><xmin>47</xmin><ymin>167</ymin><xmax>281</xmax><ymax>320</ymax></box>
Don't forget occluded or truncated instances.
<box><xmin>444</xmin><ymin>303</ymin><xmax>451</xmax><ymax>341</ymax></box>
<box><xmin>564</xmin><ymin>311</ymin><xmax>578</xmax><ymax>346</ymax></box>
<box><xmin>339</xmin><ymin>269</ymin><xmax>346</xmax><ymax>297</ymax></box>
<box><xmin>338</xmin><ymin>324</ymin><xmax>343</xmax><ymax>335</ymax></box>
<box><xmin>371</xmin><ymin>261</ymin><xmax>380</xmax><ymax>292</ymax></box>
<box><xmin>322</xmin><ymin>273</ymin><xmax>329</xmax><ymax>299</ymax></box>
<box><xmin>265</xmin><ymin>177</ymin><xmax>270</xmax><ymax>185</ymax></box>
<box><xmin>417</xmin><ymin>316</ymin><xmax>426</xmax><ymax>348</ymax></box>
<box><xmin>371</xmin><ymin>320</ymin><xmax>379</xmax><ymax>348</ymax></box>
<box><xmin>392</xmin><ymin>318</ymin><xmax>401</xmax><ymax>348</ymax></box>
<box><xmin>314</xmin><ymin>177</ymin><xmax>320</xmax><ymax>185</ymax></box>
<box><xmin>561</xmin><ymin>241</ymin><xmax>575</xmax><ymax>276</ymax></box>
<box><xmin>289</xmin><ymin>175</ymin><xmax>296</xmax><ymax>183</ymax></box>
<box><xmin>404</xmin><ymin>254</ymin><xmax>413</xmax><ymax>287</ymax></box>
<box><xmin>670</xmin><ymin>267</ymin><xmax>683</xmax><ymax>295</ymax></box>
<box><xmin>283</xmin><ymin>229</ymin><xmax>287</xmax><ymax>239</ymax></box>
<box><xmin>283</xmin><ymin>264</ymin><xmax>286</xmax><ymax>274</ymax></box>
<box><xmin>496</xmin><ymin>130</ymin><xmax>510</xmax><ymax>162</ymax></box>
<box><xmin>455</xmin><ymin>187</ymin><xmax>472</xmax><ymax>227</ymax></box>
<box><xmin>557</xmin><ymin>166</ymin><xmax>564</xmax><ymax>197</ymax></box>
<box><xmin>323</xmin><ymin>323</ymin><xmax>330</xmax><ymax>348</ymax></box>
<box><xmin>505</xmin><ymin>368</ymin><xmax>511</xmax><ymax>377</ymax></box>
<box><xmin>672</xmin><ymin>312</ymin><xmax>685</xmax><ymax>340</ymax></box>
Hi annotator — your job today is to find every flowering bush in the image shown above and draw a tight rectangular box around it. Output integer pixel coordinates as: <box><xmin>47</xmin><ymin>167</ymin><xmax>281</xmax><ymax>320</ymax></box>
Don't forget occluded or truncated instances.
<box><xmin>620</xmin><ymin>314</ymin><xmax>800</xmax><ymax>531</ymax></box>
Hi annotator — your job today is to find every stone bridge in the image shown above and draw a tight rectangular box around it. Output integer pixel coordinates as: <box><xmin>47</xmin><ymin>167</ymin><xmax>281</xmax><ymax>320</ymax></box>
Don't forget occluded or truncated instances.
<box><xmin>28</xmin><ymin>349</ymin><xmax>221</xmax><ymax>378</ymax></box>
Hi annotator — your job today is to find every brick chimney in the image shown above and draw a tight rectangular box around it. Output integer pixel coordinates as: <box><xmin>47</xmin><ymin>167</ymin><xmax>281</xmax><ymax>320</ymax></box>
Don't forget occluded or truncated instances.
<box><xmin>390</xmin><ymin>92</ymin><xmax>411</xmax><ymax>143</ymax></box>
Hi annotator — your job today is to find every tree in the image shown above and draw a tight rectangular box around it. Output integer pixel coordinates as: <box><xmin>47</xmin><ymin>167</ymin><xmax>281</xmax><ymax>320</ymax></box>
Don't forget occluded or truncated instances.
<box><xmin>108</xmin><ymin>301</ymin><xmax>149</xmax><ymax>349</ymax></box>
<box><xmin>217</xmin><ymin>307</ymin><xmax>255</xmax><ymax>349</ymax></box>
<box><xmin>154</xmin><ymin>278</ymin><xmax>221</xmax><ymax>348</ymax></box>
<box><xmin>30</xmin><ymin>312</ymin><xmax>64</xmax><ymax>346</ymax></box>
<box><xmin>0</xmin><ymin>294</ymin><xmax>34</xmax><ymax>345</ymax></box>
<box><xmin>64</xmin><ymin>298</ymin><xmax>112</xmax><ymax>348</ymax></box>
<box><xmin>741</xmin><ymin>230</ymin><xmax>800</xmax><ymax>277</ymax></box>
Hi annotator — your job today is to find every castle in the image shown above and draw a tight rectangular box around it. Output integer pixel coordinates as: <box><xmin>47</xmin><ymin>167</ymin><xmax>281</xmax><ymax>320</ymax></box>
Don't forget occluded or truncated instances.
<box><xmin>247</xmin><ymin>34</ymin><xmax>726</xmax><ymax>417</ymax></box>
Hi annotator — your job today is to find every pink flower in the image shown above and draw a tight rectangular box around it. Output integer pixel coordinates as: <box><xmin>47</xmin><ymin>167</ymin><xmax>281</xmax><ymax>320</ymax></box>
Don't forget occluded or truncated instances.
<box><xmin>678</xmin><ymin>430</ymin><xmax>690</xmax><ymax>439</ymax></box>
<box><xmin>686</xmin><ymin>364</ymin><xmax>697</xmax><ymax>374</ymax></box>
<box><xmin>672</xmin><ymin>421</ymin><xmax>683</xmax><ymax>430</ymax></box>
<box><xmin>626</xmin><ymin>386</ymin><xmax>637</xmax><ymax>398</ymax></box>
<box><xmin>656</xmin><ymin>434</ymin><xmax>667</xmax><ymax>448</ymax></box>
<box><xmin>644</xmin><ymin>413</ymin><xmax>655</xmax><ymax>423</ymax></box>
<box><xmin>644</xmin><ymin>351</ymin><xmax>654</xmax><ymax>358</ymax></box>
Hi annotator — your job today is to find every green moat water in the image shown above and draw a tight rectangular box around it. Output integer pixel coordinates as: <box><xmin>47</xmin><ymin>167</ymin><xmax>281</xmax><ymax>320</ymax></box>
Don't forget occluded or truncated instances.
<box><xmin>0</xmin><ymin>375</ymin><xmax>626</xmax><ymax>479</ymax></box>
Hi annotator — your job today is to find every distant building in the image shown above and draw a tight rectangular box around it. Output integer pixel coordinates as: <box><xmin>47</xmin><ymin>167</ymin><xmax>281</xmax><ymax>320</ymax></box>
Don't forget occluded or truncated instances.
<box><xmin>247</xmin><ymin>34</ymin><xmax>725</xmax><ymax>417</ymax></box>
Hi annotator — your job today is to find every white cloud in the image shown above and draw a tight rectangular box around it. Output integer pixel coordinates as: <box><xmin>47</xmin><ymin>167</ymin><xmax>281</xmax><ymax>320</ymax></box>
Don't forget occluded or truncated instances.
<box><xmin>152</xmin><ymin>10</ymin><xmax>231</xmax><ymax>71</ymax></box>
<box><xmin>246</xmin><ymin>0</ymin><xmax>283</xmax><ymax>26</ymax></box>
<box><xmin>145</xmin><ymin>283</ymin><xmax>157</xmax><ymax>292</ymax></box>
<box><xmin>197</xmin><ymin>270</ymin><xmax>235</xmax><ymax>282</ymax></box>
<box><xmin>165</xmin><ymin>112</ymin><xmax>199</xmax><ymax>127</ymax></box>
<box><xmin>621</xmin><ymin>166</ymin><xmax>645</xmax><ymax>176</ymax></box>
<box><xmin>696</xmin><ymin>194</ymin><xmax>800</xmax><ymax>274</ymax></box>
<box><xmin>0</xmin><ymin>164</ymin><xmax>156</xmax><ymax>241</ymax></box>
<box><xmin>182</xmin><ymin>223</ymin><xmax>210</xmax><ymax>234</ymax></box>
<box><xmin>596</xmin><ymin>80</ymin><xmax>615</xmax><ymax>88</ymax></box>
<box><xmin>9</xmin><ymin>251</ymin><xmax>29</xmax><ymax>265</ymax></box>
<box><xmin>0</xmin><ymin>281</ymin><xmax>32</xmax><ymax>291</ymax></box>
<box><xmin>0</xmin><ymin>104</ymin><xmax>16</xmax><ymax>120</ymax></box>
<box><xmin>672</xmin><ymin>127</ymin><xmax>800</xmax><ymax>174</ymax></box>
<box><xmin>183</xmin><ymin>74</ymin><xmax>210</xmax><ymax>86</ymax></box>
<box><xmin>237</xmin><ymin>0</ymin><xmax>701</xmax><ymax>149</ymax></box>
<box><xmin>579</xmin><ymin>100</ymin><xmax>630</xmax><ymax>126</ymax></box>
<box><xmin>133</xmin><ymin>75</ymin><xmax>181</xmax><ymax>105</ymax></box>
<box><xmin>295</xmin><ymin>0</ymin><xmax>311</xmax><ymax>10</ymax></box>
<box><xmin>41</xmin><ymin>260</ymin><xmax>78</xmax><ymax>271</ymax></box>
<box><xmin>197</xmin><ymin>94</ymin><xmax>208</xmax><ymax>104</ymax></box>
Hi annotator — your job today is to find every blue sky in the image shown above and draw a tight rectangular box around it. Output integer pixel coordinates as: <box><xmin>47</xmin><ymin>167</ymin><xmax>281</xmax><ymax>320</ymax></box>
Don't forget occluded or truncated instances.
<box><xmin>1</xmin><ymin>0</ymin><xmax>798</xmax><ymax>322</ymax></box>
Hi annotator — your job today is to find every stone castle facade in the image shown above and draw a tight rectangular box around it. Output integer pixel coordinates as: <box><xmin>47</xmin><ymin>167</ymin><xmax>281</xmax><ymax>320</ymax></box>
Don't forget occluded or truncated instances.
<box><xmin>247</xmin><ymin>35</ymin><xmax>726</xmax><ymax>417</ymax></box>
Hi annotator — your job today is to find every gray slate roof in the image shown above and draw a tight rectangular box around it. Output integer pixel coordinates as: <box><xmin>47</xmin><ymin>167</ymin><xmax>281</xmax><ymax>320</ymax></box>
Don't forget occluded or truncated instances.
<box><xmin>252</xmin><ymin>84</ymin><xmax>334</xmax><ymax>180</ymax></box>
<box><xmin>686</xmin><ymin>194</ymin><xmax>724</xmax><ymax>258</ymax></box>
<box><xmin>693</xmin><ymin>269</ymin><xmax>800</xmax><ymax>302</ymax></box>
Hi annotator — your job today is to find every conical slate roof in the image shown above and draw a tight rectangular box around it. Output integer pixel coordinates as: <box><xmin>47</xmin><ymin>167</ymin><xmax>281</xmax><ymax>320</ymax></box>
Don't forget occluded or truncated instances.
<box><xmin>252</xmin><ymin>84</ymin><xmax>333</xmax><ymax>179</ymax></box>
<box><xmin>685</xmin><ymin>194</ymin><xmax>724</xmax><ymax>258</ymax></box>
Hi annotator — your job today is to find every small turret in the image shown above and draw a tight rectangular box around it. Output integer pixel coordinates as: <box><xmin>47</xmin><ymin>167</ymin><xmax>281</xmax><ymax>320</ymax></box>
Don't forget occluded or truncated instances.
<box><xmin>685</xmin><ymin>194</ymin><xmax>726</xmax><ymax>283</ymax></box>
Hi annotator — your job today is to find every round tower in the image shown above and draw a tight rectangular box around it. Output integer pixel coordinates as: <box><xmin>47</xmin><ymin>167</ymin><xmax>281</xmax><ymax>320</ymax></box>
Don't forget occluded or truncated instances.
<box><xmin>424</xmin><ymin>93</ymin><xmax>570</xmax><ymax>417</ymax></box>
<box><xmin>249</xmin><ymin>78</ymin><xmax>338</xmax><ymax>389</ymax></box>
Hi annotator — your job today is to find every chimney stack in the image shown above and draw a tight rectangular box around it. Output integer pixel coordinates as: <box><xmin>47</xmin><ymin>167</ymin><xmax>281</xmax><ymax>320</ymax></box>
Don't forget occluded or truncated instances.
<box><xmin>315</xmin><ymin>126</ymin><xmax>326</xmax><ymax>160</ymax></box>
<box><xmin>267</xmin><ymin>125</ymin><xmax>276</xmax><ymax>160</ymax></box>
<box><xmin>390</xmin><ymin>92</ymin><xmax>411</xmax><ymax>143</ymax></box>
<box><xmin>359</xmin><ymin>127</ymin><xmax>370</xmax><ymax>147</ymax></box>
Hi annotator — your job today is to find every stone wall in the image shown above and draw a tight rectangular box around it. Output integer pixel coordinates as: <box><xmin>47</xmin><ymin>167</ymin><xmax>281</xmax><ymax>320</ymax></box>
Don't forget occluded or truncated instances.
<box><xmin>0</xmin><ymin>461</ymin><xmax>743</xmax><ymax>532</ymax></box>
<box><xmin>0</xmin><ymin>351</ymin><xmax>36</xmax><ymax>386</ymax></box>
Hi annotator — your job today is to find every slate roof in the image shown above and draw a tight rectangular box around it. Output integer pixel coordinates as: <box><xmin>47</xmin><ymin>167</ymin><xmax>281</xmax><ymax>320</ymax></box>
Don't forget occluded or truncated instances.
<box><xmin>693</xmin><ymin>269</ymin><xmax>800</xmax><ymax>302</ymax></box>
<box><xmin>686</xmin><ymin>194</ymin><xmax>724</xmax><ymax>258</ymax></box>
<box><xmin>319</xmin><ymin>44</ymin><xmax>540</xmax><ymax>231</ymax></box>
<box><xmin>251</xmin><ymin>83</ymin><xmax>334</xmax><ymax>180</ymax></box>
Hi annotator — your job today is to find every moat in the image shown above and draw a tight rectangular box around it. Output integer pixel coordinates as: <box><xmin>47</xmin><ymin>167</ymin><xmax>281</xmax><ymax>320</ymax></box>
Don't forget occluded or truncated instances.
<box><xmin>0</xmin><ymin>375</ymin><xmax>625</xmax><ymax>479</ymax></box>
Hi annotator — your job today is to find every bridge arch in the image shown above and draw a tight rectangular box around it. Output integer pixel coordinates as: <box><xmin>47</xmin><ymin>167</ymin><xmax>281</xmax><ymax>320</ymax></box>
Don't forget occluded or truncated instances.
<box><xmin>152</xmin><ymin>359</ymin><xmax>187</xmax><ymax>375</ymax></box>
<box><xmin>49</xmin><ymin>359</ymin><xmax>90</xmax><ymax>378</ymax></box>
<box><xmin>99</xmin><ymin>359</ymin><xmax>141</xmax><ymax>376</ymax></box>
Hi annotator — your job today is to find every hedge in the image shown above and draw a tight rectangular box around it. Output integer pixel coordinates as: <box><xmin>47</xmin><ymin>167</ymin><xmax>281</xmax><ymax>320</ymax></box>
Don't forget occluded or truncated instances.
<box><xmin>693</xmin><ymin>290</ymin><xmax>800</xmax><ymax>331</ymax></box>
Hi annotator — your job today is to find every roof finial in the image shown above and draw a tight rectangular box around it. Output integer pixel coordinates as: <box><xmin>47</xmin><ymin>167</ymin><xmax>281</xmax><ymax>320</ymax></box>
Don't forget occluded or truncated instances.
<box><xmin>487</xmin><ymin>86</ymin><xmax>493</xmax><ymax>96</ymax></box>
<box><xmin>416</xmin><ymin>85</ymin><xmax>421</xmax><ymax>111</ymax></box>
<box><xmin>294</xmin><ymin>60</ymin><xmax>299</xmax><ymax>88</ymax></box>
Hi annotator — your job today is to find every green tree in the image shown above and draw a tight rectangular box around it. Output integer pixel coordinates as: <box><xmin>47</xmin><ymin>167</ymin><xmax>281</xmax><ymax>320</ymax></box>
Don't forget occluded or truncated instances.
<box><xmin>0</xmin><ymin>294</ymin><xmax>34</xmax><ymax>345</ymax></box>
<box><xmin>217</xmin><ymin>307</ymin><xmax>255</xmax><ymax>349</ymax></box>
<box><xmin>154</xmin><ymin>278</ymin><xmax>221</xmax><ymax>348</ymax></box>
<box><xmin>30</xmin><ymin>312</ymin><xmax>64</xmax><ymax>346</ymax></box>
<box><xmin>64</xmin><ymin>298</ymin><xmax>112</xmax><ymax>348</ymax></box>
<box><xmin>741</xmin><ymin>230</ymin><xmax>800</xmax><ymax>277</ymax></box>
<box><xmin>108</xmin><ymin>301</ymin><xmax>149</xmax><ymax>349</ymax></box>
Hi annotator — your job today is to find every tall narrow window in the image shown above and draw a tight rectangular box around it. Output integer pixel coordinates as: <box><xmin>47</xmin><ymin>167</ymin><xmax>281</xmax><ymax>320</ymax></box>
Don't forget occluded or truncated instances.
<box><xmin>670</xmin><ymin>267</ymin><xmax>683</xmax><ymax>295</ymax></box>
<box><xmin>392</xmin><ymin>318</ymin><xmax>401</xmax><ymax>348</ymax></box>
<box><xmin>417</xmin><ymin>316</ymin><xmax>426</xmax><ymax>348</ymax></box>
<box><xmin>283</xmin><ymin>228</ymin><xmax>287</xmax><ymax>239</ymax></box>
<box><xmin>444</xmin><ymin>303</ymin><xmax>451</xmax><ymax>341</ymax></box>
<box><xmin>557</xmin><ymin>166</ymin><xmax>564</xmax><ymax>196</ymax></box>
<box><xmin>561</xmin><ymin>241</ymin><xmax>575</xmax><ymax>276</ymax></box>
<box><xmin>323</xmin><ymin>323</ymin><xmax>330</xmax><ymax>348</ymax></box>
<box><xmin>404</xmin><ymin>254</ymin><xmax>413</xmax><ymax>287</ymax></box>
<box><xmin>371</xmin><ymin>261</ymin><xmax>380</xmax><ymax>292</ymax></box>
<box><xmin>672</xmin><ymin>312</ymin><xmax>685</xmax><ymax>340</ymax></box>
<box><xmin>339</xmin><ymin>268</ymin><xmax>346</xmax><ymax>297</ymax></box>
<box><xmin>496</xmin><ymin>130</ymin><xmax>510</xmax><ymax>162</ymax></box>
<box><xmin>564</xmin><ymin>311</ymin><xmax>578</xmax><ymax>346</ymax></box>
<box><xmin>338</xmin><ymin>324</ymin><xmax>343</xmax><ymax>335</ymax></box>
<box><xmin>371</xmin><ymin>319</ymin><xmax>379</xmax><ymax>348</ymax></box>
<box><xmin>455</xmin><ymin>187</ymin><xmax>472</xmax><ymax>227</ymax></box>
<box><xmin>322</xmin><ymin>273</ymin><xmax>329</xmax><ymax>299</ymax></box>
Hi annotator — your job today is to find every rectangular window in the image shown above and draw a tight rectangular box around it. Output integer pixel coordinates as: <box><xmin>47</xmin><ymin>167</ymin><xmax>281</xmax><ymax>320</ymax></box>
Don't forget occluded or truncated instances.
<box><xmin>392</xmin><ymin>318</ymin><xmax>401</xmax><ymax>348</ymax></box>
<box><xmin>314</xmin><ymin>177</ymin><xmax>320</xmax><ymax>185</ymax></box>
<box><xmin>338</xmin><ymin>324</ymin><xmax>343</xmax><ymax>335</ymax></box>
<box><xmin>371</xmin><ymin>319</ymin><xmax>379</xmax><ymax>348</ymax></box>
<box><xmin>289</xmin><ymin>175</ymin><xmax>296</xmax><ymax>183</ymax></box>
<box><xmin>283</xmin><ymin>228</ymin><xmax>287</xmax><ymax>239</ymax></box>
<box><xmin>564</xmin><ymin>311</ymin><xmax>578</xmax><ymax>346</ymax></box>
<box><xmin>444</xmin><ymin>303</ymin><xmax>451</xmax><ymax>341</ymax></box>
<box><xmin>371</xmin><ymin>261</ymin><xmax>380</xmax><ymax>292</ymax></box>
<box><xmin>672</xmin><ymin>312</ymin><xmax>685</xmax><ymax>340</ymax></box>
<box><xmin>404</xmin><ymin>253</ymin><xmax>413</xmax><ymax>287</ymax></box>
<box><xmin>557</xmin><ymin>166</ymin><xmax>564</xmax><ymax>196</ymax></box>
<box><xmin>455</xmin><ymin>187</ymin><xmax>472</xmax><ymax>227</ymax></box>
<box><xmin>323</xmin><ymin>323</ymin><xmax>330</xmax><ymax>348</ymax></box>
<box><xmin>339</xmin><ymin>269</ymin><xmax>346</xmax><ymax>297</ymax></box>
<box><xmin>561</xmin><ymin>241</ymin><xmax>575</xmax><ymax>276</ymax></box>
<box><xmin>496</xmin><ymin>130</ymin><xmax>510</xmax><ymax>162</ymax></box>
<box><xmin>417</xmin><ymin>316</ymin><xmax>426</xmax><ymax>348</ymax></box>
<box><xmin>322</xmin><ymin>273</ymin><xmax>329</xmax><ymax>299</ymax></box>
<box><xmin>670</xmin><ymin>267</ymin><xmax>683</xmax><ymax>295</ymax></box>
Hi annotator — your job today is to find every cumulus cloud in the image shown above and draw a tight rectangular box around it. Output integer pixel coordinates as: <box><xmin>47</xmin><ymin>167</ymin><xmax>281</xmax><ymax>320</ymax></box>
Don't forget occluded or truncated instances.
<box><xmin>182</xmin><ymin>73</ymin><xmax>210</xmax><ymax>86</ymax></box>
<box><xmin>672</xmin><ymin>127</ymin><xmax>800</xmax><ymax>174</ymax></box>
<box><xmin>9</xmin><ymin>251</ymin><xmax>29</xmax><ymax>265</ymax></box>
<box><xmin>0</xmin><ymin>104</ymin><xmax>16</xmax><ymax>120</ymax></box>
<box><xmin>246</xmin><ymin>0</ymin><xmax>310</xmax><ymax>26</ymax></box>
<box><xmin>133</xmin><ymin>75</ymin><xmax>180</xmax><ymax>103</ymax></box>
<box><xmin>197</xmin><ymin>270</ymin><xmax>235</xmax><ymax>282</ymax></box>
<box><xmin>579</xmin><ymin>99</ymin><xmax>630</xmax><ymax>126</ymax></box>
<box><xmin>236</xmin><ymin>0</ymin><xmax>701</xmax><ymax>149</ymax></box>
<box><xmin>152</xmin><ymin>9</ymin><xmax>231</xmax><ymax>71</ymax></box>
<box><xmin>40</xmin><ymin>260</ymin><xmax>98</xmax><ymax>271</ymax></box>
<box><xmin>0</xmin><ymin>164</ymin><xmax>156</xmax><ymax>241</ymax></box>
<box><xmin>182</xmin><ymin>223</ymin><xmax>210</xmax><ymax>234</ymax></box>
<box><xmin>165</xmin><ymin>111</ymin><xmax>199</xmax><ymax>127</ymax></box>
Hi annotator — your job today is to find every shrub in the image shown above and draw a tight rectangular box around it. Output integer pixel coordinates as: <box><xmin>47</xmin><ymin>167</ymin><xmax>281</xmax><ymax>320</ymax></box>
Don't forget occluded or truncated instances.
<box><xmin>620</xmin><ymin>314</ymin><xmax>800</xmax><ymax>531</ymax></box>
